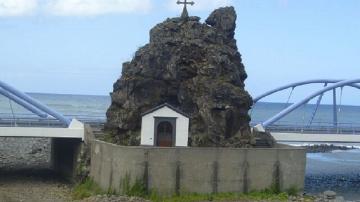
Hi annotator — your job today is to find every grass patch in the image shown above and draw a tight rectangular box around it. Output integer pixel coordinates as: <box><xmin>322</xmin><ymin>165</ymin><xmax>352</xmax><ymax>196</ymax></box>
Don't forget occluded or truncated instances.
<box><xmin>72</xmin><ymin>178</ymin><xmax>105</xmax><ymax>200</ymax></box>
<box><xmin>148</xmin><ymin>191</ymin><xmax>291</xmax><ymax>202</ymax></box>
<box><xmin>72</xmin><ymin>177</ymin><xmax>306</xmax><ymax>202</ymax></box>
<box><xmin>101</xmin><ymin>132</ymin><xmax>115</xmax><ymax>143</ymax></box>
<box><xmin>148</xmin><ymin>189</ymin><xmax>316</xmax><ymax>202</ymax></box>
<box><xmin>285</xmin><ymin>186</ymin><xmax>299</xmax><ymax>196</ymax></box>
<box><xmin>121</xmin><ymin>175</ymin><xmax>148</xmax><ymax>197</ymax></box>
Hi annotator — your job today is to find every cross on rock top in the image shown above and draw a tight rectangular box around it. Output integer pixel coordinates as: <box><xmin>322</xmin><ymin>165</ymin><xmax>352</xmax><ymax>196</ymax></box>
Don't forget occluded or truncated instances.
<box><xmin>177</xmin><ymin>0</ymin><xmax>195</xmax><ymax>19</ymax></box>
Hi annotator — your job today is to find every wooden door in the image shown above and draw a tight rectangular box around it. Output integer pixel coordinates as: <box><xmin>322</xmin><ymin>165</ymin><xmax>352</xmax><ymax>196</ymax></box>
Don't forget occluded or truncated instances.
<box><xmin>155</xmin><ymin>118</ymin><xmax>176</xmax><ymax>147</ymax></box>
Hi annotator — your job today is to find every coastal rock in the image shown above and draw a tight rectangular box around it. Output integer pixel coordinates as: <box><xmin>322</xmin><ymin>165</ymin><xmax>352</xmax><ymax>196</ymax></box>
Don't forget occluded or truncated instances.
<box><xmin>305</xmin><ymin>144</ymin><xmax>353</xmax><ymax>153</ymax></box>
<box><xmin>205</xmin><ymin>7</ymin><xmax>237</xmax><ymax>40</ymax></box>
<box><xmin>311</xmin><ymin>190</ymin><xmax>345</xmax><ymax>202</ymax></box>
<box><xmin>105</xmin><ymin>7</ymin><xmax>263</xmax><ymax>147</ymax></box>
<box><xmin>324</xmin><ymin>190</ymin><xmax>336</xmax><ymax>199</ymax></box>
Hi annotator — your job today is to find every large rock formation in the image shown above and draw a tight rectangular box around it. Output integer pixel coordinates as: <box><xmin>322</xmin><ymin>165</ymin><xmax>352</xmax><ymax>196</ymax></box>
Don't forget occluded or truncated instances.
<box><xmin>105</xmin><ymin>7</ymin><xmax>255</xmax><ymax>147</ymax></box>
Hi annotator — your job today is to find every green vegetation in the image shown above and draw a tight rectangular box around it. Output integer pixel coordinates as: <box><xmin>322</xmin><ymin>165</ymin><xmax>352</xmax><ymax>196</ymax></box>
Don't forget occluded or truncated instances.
<box><xmin>72</xmin><ymin>177</ymin><xmax>307</xmax><ymax>201</ymax></box>
<box><xmin>149</xmin><ymin>186</ymin><xmax>307</xmax><ymax>202</ymax></box>
<box><xmin>72</xmin><ymin>175</ymin><xmax>148</xmax><ymax>200</ymax></box>
<box><xmin>101</xmin><ymin>132</ymin><xmax>115</xmax><ymax>143</ymax></box>
<box><xmin>149</xmin><ymin>187</ymin><xmax>314</xmax><ymax>202</ymax></box>
<box><xmin>121</xmin><ymin>174</ymin><xmax>148</xmax><ymax>197</ymax></box>
<box><xmin>285</xmin><ymin>186</ymin><xmax>299</xmax><ymax>196</ymax></box>
<box><xmin>72</xmin><ymin>178</ymin><xmax>104</xmax><ymax>200</ymax></box>
<box><xmin>149</xmin><ymin>191</ymin><xmax>290</xmax><ymax>202</ymax></box>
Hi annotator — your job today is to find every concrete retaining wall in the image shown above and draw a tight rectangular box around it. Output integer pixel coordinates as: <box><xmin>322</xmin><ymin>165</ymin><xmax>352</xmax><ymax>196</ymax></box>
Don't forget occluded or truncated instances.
<box><xmin>90</xmin><ymin>140</ymin><xmax>306</xmax><ymax>195</ymax></box>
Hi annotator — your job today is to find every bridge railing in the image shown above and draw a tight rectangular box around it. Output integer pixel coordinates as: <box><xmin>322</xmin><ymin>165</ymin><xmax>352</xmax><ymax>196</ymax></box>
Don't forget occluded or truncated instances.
<box><xmin>0</xmin><ymin>113</ymin><xmax>106</xmax><ymax>128</ymax></box>
<box><xmin>0</xmin><ymin>113</ymin><xmax>63</xmax><ymax>127</ymax></box>
<box><xmin>251</xmin><ymin>120</ymin><xmax>360</xmax><ymax>134</ymax></box>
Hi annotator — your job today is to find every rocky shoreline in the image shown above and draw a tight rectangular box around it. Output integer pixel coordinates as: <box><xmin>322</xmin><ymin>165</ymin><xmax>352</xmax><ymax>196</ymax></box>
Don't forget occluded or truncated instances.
<box><xmin>305</xmin><ymin>144</ymin><xmax>356</xmax><ymax>153</ymax></box>
<box><xmin>305</xmin><ymin>173</ymin><xmax>360</xmax><ymax>201</ymax></box>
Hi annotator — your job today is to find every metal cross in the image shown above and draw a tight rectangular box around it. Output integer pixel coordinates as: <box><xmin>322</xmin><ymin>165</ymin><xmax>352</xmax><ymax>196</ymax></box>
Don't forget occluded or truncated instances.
<box><xmin>177</xmin><ymin>0</ymin><xmax>195</xmax><ymax>18</ymax></box>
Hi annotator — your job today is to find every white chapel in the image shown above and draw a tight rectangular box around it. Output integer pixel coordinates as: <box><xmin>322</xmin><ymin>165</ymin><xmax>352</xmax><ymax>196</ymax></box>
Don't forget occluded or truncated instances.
<box><xmin>140</xmin><ymin>103</ymin><xmax>189</xmax><ymax>147</ymax></box>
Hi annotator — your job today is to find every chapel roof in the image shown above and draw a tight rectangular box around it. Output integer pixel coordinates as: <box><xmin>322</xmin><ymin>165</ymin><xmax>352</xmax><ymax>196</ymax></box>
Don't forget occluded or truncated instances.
<box><xmin>141</xmin><ymin>103</ymin><xmax>190</xmax><ymax>118</ymax></box>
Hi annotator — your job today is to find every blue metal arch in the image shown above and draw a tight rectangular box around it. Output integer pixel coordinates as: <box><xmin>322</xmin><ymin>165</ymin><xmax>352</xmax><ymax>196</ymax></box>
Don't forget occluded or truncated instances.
<box><xmin>253</xmin><ymin>79</ymin><xmax>360</xmax><ymax>103</ymax></box>
<box><xmin>0</xmin><ymin>88</ymin><xmax>47</xmax><ymax>118</ymax></box>
<box><xmin>0</xmin><ymin>80</ymin><xmax>71</xmax><ymax>127</ymax></box>
<box><xmin>260</xmin><ymin>79</ymin><xmax>360</xmax><ymax>127</ymax></box>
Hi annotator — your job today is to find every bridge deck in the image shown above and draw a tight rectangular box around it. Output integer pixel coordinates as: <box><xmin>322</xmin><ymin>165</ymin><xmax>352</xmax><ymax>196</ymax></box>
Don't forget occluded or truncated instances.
<box><xmin>0</xmin><ymin>118</ymin><xmax>86</xmax><ymax>139</ymax></box>
<box><xmin>253</xmin><ymin>123</ymin><xmax>360</xmax><ymax>143</ymax></box>
<box><xmin>0</xmin><ymin>126</ymin><xmax>84</xmax><ymax>139</ymax></box>
<box><xmin>2</xmin><ymin>116</ymin><xmax>360</xmax><ymax>142</ymax></box>
<box><xmin>271</xmin><ymin>132</ymin><xmax>360</xmax><ymax>143</ymax></box>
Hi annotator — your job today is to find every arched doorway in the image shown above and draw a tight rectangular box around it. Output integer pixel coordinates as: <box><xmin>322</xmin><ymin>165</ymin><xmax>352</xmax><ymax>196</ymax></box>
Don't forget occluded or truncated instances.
<box><xmin>155</xmin><ymin>118</ymin><xmax>176</xmax><ymax>147</ymax></box>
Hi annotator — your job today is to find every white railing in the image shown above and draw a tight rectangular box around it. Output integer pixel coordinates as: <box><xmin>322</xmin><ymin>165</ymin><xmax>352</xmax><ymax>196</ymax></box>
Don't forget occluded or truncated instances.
<box><xmin>251</xmin><ymin>120</ymin><xmax>360</xmax><ymax>135</ymax></box>
<box><xmin>0</xmin><ymin>113</ymin><xmax>105</xmax><ymax>128</ymax></box>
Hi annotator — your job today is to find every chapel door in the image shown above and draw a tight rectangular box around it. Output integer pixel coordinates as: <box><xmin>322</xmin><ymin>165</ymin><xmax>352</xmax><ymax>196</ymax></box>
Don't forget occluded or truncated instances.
<box><xmin>155</xmin><ymin>118</ymin><xmax>176</xmax><ymax>147</ymax></box>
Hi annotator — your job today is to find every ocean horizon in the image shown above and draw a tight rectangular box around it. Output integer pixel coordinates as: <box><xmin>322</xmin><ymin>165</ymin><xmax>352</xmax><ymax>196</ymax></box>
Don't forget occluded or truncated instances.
<box><xmin>1</xmin><ymin>92</ymin><xmax>360</xmax><ymax>128</ymax></box>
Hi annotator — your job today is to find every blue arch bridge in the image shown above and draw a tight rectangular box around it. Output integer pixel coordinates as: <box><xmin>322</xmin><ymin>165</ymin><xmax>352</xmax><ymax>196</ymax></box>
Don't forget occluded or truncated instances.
<box><xmin>1</xmin><ymin>79</ymin><xmax>360</xmax><ymax>145</ymax></box>
<box><xmin>0</xmin><ymin>80</ymin><xmax>84</xmax><ymax>139</ymax></box>
<box><xmin>251</xmin><ymin>79</ymin><xmax>360</xmax><ymax>144</ymax></box>
<box><xmin>0</xmin><ymin>80</ymin><xmax>85</xmax><ymax>178</ymax></box>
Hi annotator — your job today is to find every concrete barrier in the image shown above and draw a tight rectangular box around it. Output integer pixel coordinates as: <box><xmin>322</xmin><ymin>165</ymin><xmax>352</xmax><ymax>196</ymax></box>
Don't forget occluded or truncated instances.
<box><xmin>90</xmin><ymin>140</ymin><xmax>306</xmax><ymax>195</ymax></box>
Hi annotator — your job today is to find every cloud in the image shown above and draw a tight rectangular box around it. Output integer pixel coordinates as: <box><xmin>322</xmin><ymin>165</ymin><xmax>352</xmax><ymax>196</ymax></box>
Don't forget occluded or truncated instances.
<box><xmin>46</xmin><ymin>0</ymin><xmax>152</xmax><ymax>16</ymax></box>
<box><xmin>0</xmin><ymin>0</ymin><xmax>38</xmax><ymax>16</ymax></box>
<box><xmin>167</xmin><ymin>0</ymin><xmax>233</xmax><ymax>12</ymax></box>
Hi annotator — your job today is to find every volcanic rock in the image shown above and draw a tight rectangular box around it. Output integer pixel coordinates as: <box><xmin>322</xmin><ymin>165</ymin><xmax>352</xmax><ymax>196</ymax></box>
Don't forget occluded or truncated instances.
<box><xmin>105</xmin><ymin>7</ymin><xmax>256</xmax><ymax>147</ymax></box>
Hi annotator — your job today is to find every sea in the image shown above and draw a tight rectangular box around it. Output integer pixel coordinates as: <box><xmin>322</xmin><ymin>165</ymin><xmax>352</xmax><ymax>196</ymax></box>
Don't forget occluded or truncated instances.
<box><xmin>1</xmin><ymin>93</ymin><xmax>360</xmax><ymax>199</ymax></box>
<box><xmin>0</xmin><ymin>93</ymin><xmax>109</xmax><ymax>121</ymax></box>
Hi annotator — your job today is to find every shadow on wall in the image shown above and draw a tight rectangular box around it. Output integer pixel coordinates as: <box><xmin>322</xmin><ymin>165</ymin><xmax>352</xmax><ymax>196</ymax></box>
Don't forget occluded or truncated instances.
<box><xmin>90</xmin><ymin>140</ymin><xmax>306</xmax><ymax>196</ymax></box>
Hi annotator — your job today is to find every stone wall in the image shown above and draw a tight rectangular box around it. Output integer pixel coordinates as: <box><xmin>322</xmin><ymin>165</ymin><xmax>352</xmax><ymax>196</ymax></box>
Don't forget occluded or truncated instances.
<box><xmin>0</xmin><ymin>135</ymin><xmax>83</xmax><ymax>181</ymax></box>
<box><xmin>0</xmin><ymin>137</ymin><xmax>51</xmax><ymax>170</ymax></box>
<box><xmin>90</xmin><ymin>140</ymin><xmax>306</xmax><ymax>195</ymax></box>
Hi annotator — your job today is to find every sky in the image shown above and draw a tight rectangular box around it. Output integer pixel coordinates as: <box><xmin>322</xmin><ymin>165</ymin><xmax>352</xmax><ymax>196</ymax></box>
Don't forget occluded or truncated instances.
<box><xmin>0</xmin><ymin>0</ymin><xmax>359</xmax><ymax>105</ymax></box>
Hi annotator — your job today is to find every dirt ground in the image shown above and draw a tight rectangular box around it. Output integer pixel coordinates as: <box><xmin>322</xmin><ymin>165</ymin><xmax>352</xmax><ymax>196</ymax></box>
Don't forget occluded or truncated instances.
<box><xmin>0</xmin><ymin>169</ymin><xmax>72</xmax><ymax>202</ymax></box>
<box><xmin>0</xmin><ymin>169</ymin><xmax>151</xmax><ymax>202</ymax></box>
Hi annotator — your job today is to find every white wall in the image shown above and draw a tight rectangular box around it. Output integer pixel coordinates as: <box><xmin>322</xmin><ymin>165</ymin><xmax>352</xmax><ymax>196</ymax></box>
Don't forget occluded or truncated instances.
<box><xmin>140</xmin><ymin>106</ymin><xmax>189</xmax><ymax>147</ymax></box>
